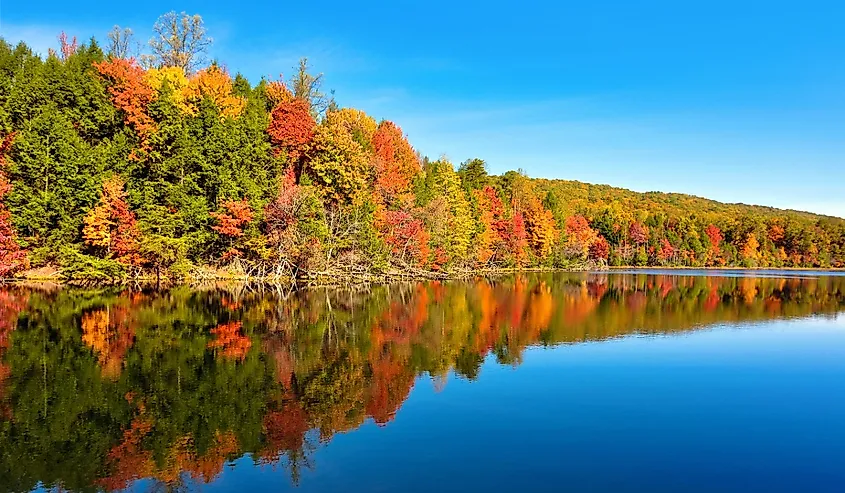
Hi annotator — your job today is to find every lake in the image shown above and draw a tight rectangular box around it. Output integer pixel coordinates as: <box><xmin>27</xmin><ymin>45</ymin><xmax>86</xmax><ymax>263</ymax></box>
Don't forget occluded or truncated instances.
<box><xmin>1</xmin><ymin>271</ymin><xmax>844</xmax><ymax>492</ymax></box>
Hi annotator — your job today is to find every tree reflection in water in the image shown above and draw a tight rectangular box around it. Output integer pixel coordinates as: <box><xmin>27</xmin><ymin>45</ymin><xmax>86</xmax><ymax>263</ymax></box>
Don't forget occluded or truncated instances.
<box><xmin>0</xmin><ymin>273</ymin><xmax>843</xmax><ymax>491</ymax></box>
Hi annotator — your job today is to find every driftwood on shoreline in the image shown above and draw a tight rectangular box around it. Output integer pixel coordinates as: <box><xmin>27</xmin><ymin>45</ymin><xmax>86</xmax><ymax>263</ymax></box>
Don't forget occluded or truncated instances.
<box><xmin>4</xmin><ymin>259</ymin><xmax>607</xmax><ymax>288</ymax></box>
<box><xmin>8</xmin><ymin>260</ymin><xmax>842</xmax><ymax>289</ymax></box>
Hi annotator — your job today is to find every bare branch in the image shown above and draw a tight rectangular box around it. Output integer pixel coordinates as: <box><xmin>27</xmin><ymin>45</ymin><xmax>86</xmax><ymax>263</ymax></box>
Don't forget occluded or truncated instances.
<box><xmin>106</xmin><ymin>26</ymin><xmax>138</xmax><ymax>59</ymax></box>
<box><xmin>146</xmin><ymin>11</ymin><xmax>212</xmax><ymax>74</ymax></box>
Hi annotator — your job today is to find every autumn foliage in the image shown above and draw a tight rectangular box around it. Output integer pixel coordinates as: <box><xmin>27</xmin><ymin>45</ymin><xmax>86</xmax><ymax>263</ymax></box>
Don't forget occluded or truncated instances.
<box><xmin>186</xmin><ymin>65</ymin><xmax>246</xmax><ymax>118</ymax></box>
<box><xmin>268</xmin><ymin>99</ymin><xmax>316</xmax><ymax>165</ymax></box>
<box><xmin>0</xmin><ymin>134</ymin><xmax>27</xmax><ymax>277</ymax></box>
<box><xmin>94</xmin><ymin>58</ymin><xmax>157</xmax><ymax>141</ymax></box>
<box><xmin>372</xmin><ymin>121</ymin><xmax>419</xmax><ymax>206</ymax></box>
<box><xmin>208</xmin><ymin>321</ymin><xmax>252</xmax><ymax>360</ymax></box>
<box><xmin>2</xmin><ymin>274</ymin><xmax>845</xmax><ymax>489</ymax></box>
<box><xmin>83</xmin><ymin>176</ymin><xmax>141</xmax><ymax>265</ymax></box>
<box><xmin>211</xmin><ymin>199</ymin><xmax>253</xmax><ymax>237</ymax></box>
<box><xmin>0</xmin><ymin>23</ymin><xmax>843</xmax><ymax>284</ymax></box>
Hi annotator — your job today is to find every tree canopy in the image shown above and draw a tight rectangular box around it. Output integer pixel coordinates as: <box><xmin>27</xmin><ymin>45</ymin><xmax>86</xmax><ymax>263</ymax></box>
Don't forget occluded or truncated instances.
<box><xmin>0</xmin><ymin>16</ymin><xmax>843</xmax><ymax>281</ymax></box>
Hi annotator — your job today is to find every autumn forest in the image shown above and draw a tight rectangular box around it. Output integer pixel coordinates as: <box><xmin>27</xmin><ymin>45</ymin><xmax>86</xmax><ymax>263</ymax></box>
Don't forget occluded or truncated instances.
<box><xmin>1</xmin><ymin>12</ymin><xmax>844</xmax><ymax>282</ymax></box>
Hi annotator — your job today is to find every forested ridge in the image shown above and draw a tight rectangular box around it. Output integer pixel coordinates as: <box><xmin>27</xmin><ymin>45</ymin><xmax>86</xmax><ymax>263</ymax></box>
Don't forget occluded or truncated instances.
<box><xmin>0</xmin><ymin>12</ymin><xmax>843</xmax><ymax>282</ymax></box>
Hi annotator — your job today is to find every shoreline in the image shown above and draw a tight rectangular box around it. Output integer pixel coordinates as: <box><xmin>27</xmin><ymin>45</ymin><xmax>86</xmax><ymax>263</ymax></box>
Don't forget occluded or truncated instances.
<box><xmin>608</xmin><ymin>266</ymin><xmax>845</xmax><ymax>272</ymax></box>
<box><xmin>3</xmin><ymin>265</ymin><xmax>844</xmax><ymax>288</ymax></box>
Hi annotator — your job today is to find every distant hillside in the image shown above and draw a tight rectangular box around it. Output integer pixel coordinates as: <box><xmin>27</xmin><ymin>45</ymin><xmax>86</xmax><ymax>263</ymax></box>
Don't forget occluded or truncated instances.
<box><xmin>533</xmin><ymin>178</ymin><xmax>844</xmax><ymax>223</ymax></box>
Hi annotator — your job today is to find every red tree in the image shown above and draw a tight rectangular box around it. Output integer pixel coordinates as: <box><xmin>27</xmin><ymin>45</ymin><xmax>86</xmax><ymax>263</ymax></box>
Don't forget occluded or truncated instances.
<box><xmin>0</xmin><ymin>133</ymin><xmax>28</xmax><ymax>277</ymax></box>
<box><xmin>208</xmin><ymin>321</ymin><xmax>252</xmax><ymax>360</ymax></box>
<box><xmin>94</xmin><ymin>59</ymin><xmax>156</xmax><ymax>157</ymax></box>
<box><xmin>371</xmin><ymin>121</ymin><xmax>419</xmax><ymax>206</ymax></box>
<box><xmin>211</xmin><ymin>199</ymin><xmax>253</xmax><ymax>238</ymax></box>
<box><xmin>508</xmin><ymin>212</ymin><xmax>529</xmax><ymax>264</ymax></box>
<box><xmin>267</xmin><ymin>99</ymin><xmax>316</xmax><ymax>167</ymax></box>
<box><xmin>629</xmin><ymin>221</ymin><xmax>649</xmax><ymax>245</ymax></box>
<box><xmin>382</xmin><ymin>210</ymin><xmax>430</xmax><ymax>267</ymax></box>
<box><xmin>705</xmin><ymin>224</ymin><xmax>723</xmax><ymax>249</ymax></box>
<box><xmin>589</xmin><ymin>236</ymin><xmax>610</xmax><ymax>261</ymax></box>
<box><xmin>704</xmin><ymin>224</ymin><xmax>723</xmax><ymax>265</ymax></box>
<box><xmin>657</xmin><ymin>238</ymin><xmax>675</xmax><ymax>263</ymax></box>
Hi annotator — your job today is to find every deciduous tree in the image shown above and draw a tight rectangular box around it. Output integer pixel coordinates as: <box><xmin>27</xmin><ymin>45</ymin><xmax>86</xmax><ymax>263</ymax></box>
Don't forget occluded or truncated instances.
<box><xmin>107</xmin><ymin>26</ymin><xmax>137</xmax><ymax>59</ymax></box>
<box><xmin>94</xmin><ymin>58</ymin><xmax>157</xmax><ymax>142</ymax></box>
<box><xmin>371</xmin><ymin>121</ymin><xmax>419</xmax><ymax>207</ymax></box>
<box><xmin>144</xmin><ymin>11</ymin><xmax>211</xmax><ymax>74</ymax></box>
<box><xmin>83</xmin><ymin>176</ymin><xmax>141</xmax><ymax>265</ymax></box>
<box><xmin>267</xmin><ymin>99</ymin><xmax>316</xmax><ymax>167</ymax></box>
<box><xmin>0</xmin><ymin>173</ymin><xmax>28</xmax><ymax>277</ymax></box>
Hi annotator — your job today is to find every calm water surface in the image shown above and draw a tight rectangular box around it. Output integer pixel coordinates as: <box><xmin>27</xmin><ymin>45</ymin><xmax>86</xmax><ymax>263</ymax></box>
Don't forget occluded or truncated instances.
<box><xmin>1</xmin><ymin>272</ymin><xmax>844</xmax><ymax>492</ymax></box>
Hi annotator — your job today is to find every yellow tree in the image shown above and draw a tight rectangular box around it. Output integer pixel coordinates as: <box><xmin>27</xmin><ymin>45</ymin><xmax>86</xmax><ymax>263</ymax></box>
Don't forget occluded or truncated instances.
<box><xmin>306</xmin><ymin>117</ymin><xmax>371</xmax><ymax>205</ymax></box>
<box><xmin>83</xmin><ymin>203</ymin><xmax>113</xmax><ymax>251</ymax></box>
<box><xmin>186</xmin><ymin>65</ymin><xmax>246</xmax><ymax>118</ymax></box>
<box><xmin>329</xmin><ymin>108</ymin><xmax>377</xmax><ymax>149</ymax></box>
<box><xmin>741</xmin><ymin>233</ymin><xmax>760</xmax><ymax>263</ymax></box>
<box><xmin>422</xmin><ymin>159</ymin><xmax>474</xmax><ymax>266</ymax></box>
<box><xmin>510</xmin><ymin>176</ymin><xmax>557</xmax><ymax>260</ymax></box>
<box><xmin>145</xmin><ymin>66</ymin><xmax>191</xmax><ymax>113</ymax></box>
<box><xmin>522</xmin><ymin>196</ymin><xmax>558</xmax><ymax>259</ymax></box>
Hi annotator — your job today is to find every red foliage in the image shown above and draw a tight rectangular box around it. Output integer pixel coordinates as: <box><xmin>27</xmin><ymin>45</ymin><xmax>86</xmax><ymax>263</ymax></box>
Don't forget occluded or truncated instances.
<box><xmin>0</xmin><ymin>290</ymin><xmax>28</xmax><ymax>353</ymax></box>
<box><xmin>84</xmin><ymin>176</ymin><xmax>141</xmax><ymax>265</ymax></box>
<box><xmin>208</xmin><ymin>321</ymin><xmax>252</xmax><ymax>360</ymax></box>
<box><xmin>0</xmin><ymin>159</ymin><xmax>28</xmax><ymax>277</ymax></box>
<box><xmin>629</xmin><ymin>221</ymin><xmax>649</xmax><ymax>245</ymax></box>
<box><xmin>505</xmin><ymin>211</ymin><xmax>529</xmax><ymax>264</ymax></box>
<box><xmin>589</xmin><ymin>236</ymin><xmax>610</xmax><ymax>260</ymax></box>
<box><xmin>259</xmin><ymin>403</ymin><xmax>311</xmax><ymax>463</ymax></box>
<box><xmin>371</xmin><ymin>121</ymin><xmax>419</xmax><ymax>206</ymax></box>
<box><xmin>565</xmin><ymin>215</ymin><xmax>592</xmax><ymax>236</ymax></box>
<box><xmin>111</xmin><ymin>202</ymin><xmax>140</xmax><ymax>265</ymax></box>
<box><xmin>267</xmin><ymin>99</ymin><xmax>316</xmax><ymax>166</ymax></box>
<box><xmin>97</xmin><ymin>416</ymin><xmax>155</xmax><ymax>491</ymax></box>
<box><xmin>657</xmin><ymin>238</ymin><xmax>675</xmax><ymax>262</ymax></box>
<box><xmin>0</xmin><ymin>290</ymin><xmax>28</xmax><ymax>414</ymax></box>
<box><xmin>481</xmin><ymin>186</ymin><xmax>505</xmax><ymax>219</ymax></box>
<box><xmin>704</xmin><ymin>224</ymin><xmax>723</xmax><ymax>265</ymax></box>
<box><xmin>474</xmin><ymin>186</ymin><xmax>510</xmax><ymax>265</ymax></box>
<box><xmin>94</xmin><ymin>59</ymin><xmax>156</xmax><ymax>154</ymax></box>
<box><xmin>381</xmin><ymin>209</ymin><xmax>430</xmax><ymax>267</ymax></box>
<box><xmin>58</xmin><ymin>32</ymin><xmax>78</xmax><ymax>61</ymax></box>
<box><xmin>211</xmin><ymin>199</ymin><xmax>253</xmax><ymax>238</ymax></box>
<box><xmin>264</xmin><ymin>168</ymin><xmax>299</xmax><ymax>231</ymax></box>
<box><xmin>431</xmin><ymin>247</ymin><xmax>448</xmax><ymax>270</ymax></box>
<box><xmin>705</xmin><ymin>224</ymin><xmax>723</xmax><ymax>249</ymax></box>
<box><xmin>365</xmin><ymin>354</ymin><xmax>415</xmax><ymax>426</ymax></box>
<box><xmin>565</xmin><ymin>214</ymin><xmax>597</xmax><ymax>245</ymax></box>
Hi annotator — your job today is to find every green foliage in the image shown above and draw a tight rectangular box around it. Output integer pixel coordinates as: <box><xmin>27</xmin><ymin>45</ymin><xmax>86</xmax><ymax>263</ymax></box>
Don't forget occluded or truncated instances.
<box><xmin>0</xmin><ymin>30</ymin><xmax>843</xmax><ymax>281</ymax></box>
<box><xmin>59</xmin><ymin>245</ymin><xmax>128</xmax><ymax>282</ymax></box>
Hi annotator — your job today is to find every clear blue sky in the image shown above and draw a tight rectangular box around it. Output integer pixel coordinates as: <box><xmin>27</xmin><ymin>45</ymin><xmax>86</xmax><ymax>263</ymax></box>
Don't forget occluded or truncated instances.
<box><xmin>2</xmin><ymin>1</ymin><xmax>844</xmax><ymax>218</ymax></box>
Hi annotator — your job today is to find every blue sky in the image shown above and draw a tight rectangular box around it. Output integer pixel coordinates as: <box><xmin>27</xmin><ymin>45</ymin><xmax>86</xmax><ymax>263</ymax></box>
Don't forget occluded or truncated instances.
<box><xmin>2</xmin><ymin>1</ymin><xmax>844</xmax><ymax>217</ymax></box>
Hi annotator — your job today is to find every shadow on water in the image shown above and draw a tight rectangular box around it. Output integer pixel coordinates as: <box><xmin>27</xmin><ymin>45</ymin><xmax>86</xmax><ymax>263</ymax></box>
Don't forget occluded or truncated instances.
<box><xmin>0</xmin><ymin>272</ymin><xmax>844</xmax><ymax>491</ymax></box>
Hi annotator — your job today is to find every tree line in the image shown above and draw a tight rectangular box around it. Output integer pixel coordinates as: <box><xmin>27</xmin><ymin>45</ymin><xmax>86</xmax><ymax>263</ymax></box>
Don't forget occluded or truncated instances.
<box><xmin>0</xmin><ymin>12</ymin><xmax>843</xmax><ymax>282</ymax></box>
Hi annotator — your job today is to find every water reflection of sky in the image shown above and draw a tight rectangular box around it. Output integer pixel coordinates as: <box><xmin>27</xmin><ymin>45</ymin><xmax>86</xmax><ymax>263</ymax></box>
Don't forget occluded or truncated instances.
<box><xmin>9</xmin><ymin>274</ymin><xmax>844</xmax><ymax>493</ymax></box>
<box><xmin>199</xmin><ymin>317</ymin><xmax>845</xmax><ymax>493</ymax></box>
<box><xmin>603</xmin><ymin>268</ymin><xmax>845</xmax><ymax>279</ymax></box>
